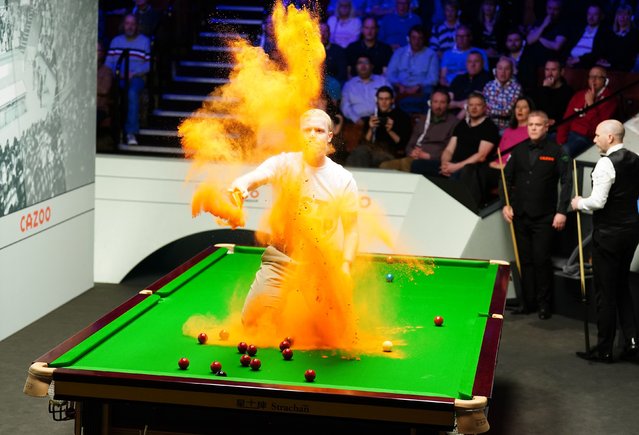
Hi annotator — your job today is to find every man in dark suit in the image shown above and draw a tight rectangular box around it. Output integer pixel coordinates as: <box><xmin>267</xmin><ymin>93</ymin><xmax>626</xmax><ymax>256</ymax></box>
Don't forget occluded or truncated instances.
<box><xmin>572</xmin><ymin>120</ymin><xmax>639</xmax><ymax>363</ymax></box>
<box><xmin>501</xmin><ymin>110</ymin><xmax>572</xmax><ymax>319</ymax></box>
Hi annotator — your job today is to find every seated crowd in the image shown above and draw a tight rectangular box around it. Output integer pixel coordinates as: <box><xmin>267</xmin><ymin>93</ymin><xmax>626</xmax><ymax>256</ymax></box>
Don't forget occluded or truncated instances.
<box><xmin>270</xmin><ymin>0</ymin><xmax>639</xmax><ymax>209</ymax></box>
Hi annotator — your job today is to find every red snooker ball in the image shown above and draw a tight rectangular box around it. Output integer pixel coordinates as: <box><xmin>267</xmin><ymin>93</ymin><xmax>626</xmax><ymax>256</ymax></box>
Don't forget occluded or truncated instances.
<box><xmin>304</xmin><ymin>369</ymin><xmax>316</xmax><ymax>382</ymax></box>
<box><xmin>240</xmin><ymin>354</ymin><xmax>252</xmax><ymax>367</ymax></box>
<box><xmin>279</xmin><ymin>340</ymin><xmax>291</xmax><ymax>351</ymax></box>
<box><xmin>285</xmin><ymin>336</ymin><xmax>295</xmax><ymax>345</ymax></box>
<box><xmin>197</xmin><ymin>332</ymin><xmax>208</xmax><ymax>344</ymax></box>
<box><xmin>178</xmin><ymin>357</ymin><xmax>189</xmax><ymax>370</ymax></box>
<box><xmin>237</xmin><ymin>342</ymin><xmax>248</xmax><ymax>354</ymax></box>
<box><xmin>434</xmin><ymin>315</ymin><xmax>444</xmax><ymax>326</ymax></box>
<box><xmin>247</xmin><ymin>344</ymin><xmax>258</xmax><ymax>356</ymax></box>
<box><xmin>282</xmin><ymin>348</ymin><xmax>293</xmax><ymax>360</ymax></box>
<box><xmin>250</xmin><ymin>358</ymin><xmax>261</xmax><ymax>371</ymax></box>
<box><xmin>210</xmin><ymin>361</ymin><xmax>222</xmax><ymax>374</ymax></box>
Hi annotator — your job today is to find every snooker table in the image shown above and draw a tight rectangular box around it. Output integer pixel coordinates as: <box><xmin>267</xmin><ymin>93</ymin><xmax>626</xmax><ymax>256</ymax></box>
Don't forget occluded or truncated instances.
<box><xmin>25</xmin><ymin>244</ymin><xmax>509</xmax><ymax>434</ymax></box>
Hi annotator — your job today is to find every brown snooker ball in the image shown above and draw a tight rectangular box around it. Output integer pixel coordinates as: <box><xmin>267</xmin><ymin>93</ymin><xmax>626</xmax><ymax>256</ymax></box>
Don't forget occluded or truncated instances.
<box><xmin>304</xmin><ymin>369</ymin><xmax>316</xmax><ymax>382</ymax></box>
<box><xmin>237</xmin><ymin>342</ymin><xmax>248</xmax><ymax>353</ymax></box>
<box><xmin>240</xmin><ymin>354</ymin><xmax>252</xmax><ymax>367</ymax></box>
<box><xmin>386</xmin><ymin>256</ymin><xmax>393</xmax><ymax>263</ymax></box>
<box><xmin>210</xmin><ymin>361</ymin><xmax>222</xmax><ymax>374</ymax></box>
<box><xmin>178</xmin><ymin>357</ymin><xmax>189</xmax><ymax>370</ymax></box>
<box><xmin>219</xmin><ymin>329</ymin><xmax>230</xmax><ymax>341</ymax></box>
<box><xmin>197</xmin><ymin>332</ymin><xmax>208</xmax><ymax>344</ymax></box>
<box><xmin>434</xmin><ymin>315</ymin><xmax>444</xmax><ymax>326</ymax></box>
<box><xmin>247</xmin><ymin>344</ymin><xmax>258</xmax><ymax>356</ymax></box>
<box><xmin>282</xmin><ymin>348</ymin><xmax>293</xmax><ymax>360</ymax></box>
<box><xmin>250</xmin><ymin>358</ymin><xmax>261</xmax><ymax>371</ymax></box>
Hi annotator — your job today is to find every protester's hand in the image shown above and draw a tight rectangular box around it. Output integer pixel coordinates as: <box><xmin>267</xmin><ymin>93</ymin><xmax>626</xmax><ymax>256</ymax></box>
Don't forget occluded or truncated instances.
<box><xmin>369</xmin><ymin>116</ymin><xmax>381</xmax><ymax>128</ymax></box>
<box><xmin>229</xmin><ymin>180</ymin><xmax>249</xmax><ymax>199</ymax></box>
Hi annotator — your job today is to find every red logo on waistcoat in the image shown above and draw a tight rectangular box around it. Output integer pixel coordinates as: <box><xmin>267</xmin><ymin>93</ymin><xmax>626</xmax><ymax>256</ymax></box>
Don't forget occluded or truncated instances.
<box><xmin>539</xmin><ymin>156</ymin><xmax>555</xmax><ymax>162</ymax></box>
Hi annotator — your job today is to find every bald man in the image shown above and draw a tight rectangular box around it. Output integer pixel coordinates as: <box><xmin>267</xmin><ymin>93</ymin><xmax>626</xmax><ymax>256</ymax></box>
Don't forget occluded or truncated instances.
<box><xmin>572</xmin><ymin>120</ymin><xmax>639</xmax><ymax>363</ymax></box>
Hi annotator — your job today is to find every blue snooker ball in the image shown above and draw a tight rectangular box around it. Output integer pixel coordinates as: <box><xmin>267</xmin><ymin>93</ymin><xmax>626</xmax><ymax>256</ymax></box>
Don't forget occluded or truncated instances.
<box><xmin>386</xmin><ymin>273</ymin><xmax>394</xmax><ymax>283</ymax></box>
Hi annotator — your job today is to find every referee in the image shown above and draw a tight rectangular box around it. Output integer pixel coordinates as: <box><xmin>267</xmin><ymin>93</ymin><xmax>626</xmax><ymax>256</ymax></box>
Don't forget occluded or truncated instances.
<box><xmin>572</xmin><ymin>120</ymin><xmax>639</xmax><ymax>363</ymax></box>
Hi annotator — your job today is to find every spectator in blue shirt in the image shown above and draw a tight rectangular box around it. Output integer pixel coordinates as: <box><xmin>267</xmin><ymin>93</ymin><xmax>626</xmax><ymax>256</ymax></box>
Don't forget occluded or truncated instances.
<box><xmin>439</xmin><ymin>25</ymin><xmax>489</xmax><ymax>87</ymax></box>
<box><xmin>341</xmin><ymin>54</ymin><xmax>391</xmax><ymax>124</ymax></box>
<box><xmin>378</xmin><ymin>0</ymin><xmax>422</xmax><ymax>50</ymax></box>
<box><xmin>386</xmin><ymin>25</ymin><xmax>439</xmax><ymax>113</ymax></box>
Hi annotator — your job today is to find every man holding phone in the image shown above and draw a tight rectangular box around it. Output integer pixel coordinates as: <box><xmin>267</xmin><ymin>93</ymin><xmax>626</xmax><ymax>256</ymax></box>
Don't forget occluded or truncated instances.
<box><xmin>345</xmin><ymin>85</ymin><xmax>412</xmax><ymax>167</ymax></box>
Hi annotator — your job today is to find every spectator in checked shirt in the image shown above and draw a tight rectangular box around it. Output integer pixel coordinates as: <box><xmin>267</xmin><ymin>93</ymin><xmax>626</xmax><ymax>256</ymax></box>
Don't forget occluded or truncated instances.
<box><xmin>482</xmin><ymin>56</ymin><xmax>522</xmax><ymax>135</ymax></box>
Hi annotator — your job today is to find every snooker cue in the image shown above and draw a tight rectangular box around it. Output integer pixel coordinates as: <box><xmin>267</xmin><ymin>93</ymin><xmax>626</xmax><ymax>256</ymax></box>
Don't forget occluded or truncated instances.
<box><xmin>573</xmin><ymin>159</ymin><xmax>591</xmax><ymax>352</ymax></box>
<box><xmin>497</xmin><ymin>148</ymin><xmax>521</xmax><ymax>276</ymax></box>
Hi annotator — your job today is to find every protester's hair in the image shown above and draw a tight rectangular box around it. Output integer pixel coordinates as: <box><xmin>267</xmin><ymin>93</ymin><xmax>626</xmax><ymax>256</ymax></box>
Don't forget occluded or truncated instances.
<box><xmin>301</xmin><ymin>109</ymin><xmax>333</xmax><ymax>132</ymax></box>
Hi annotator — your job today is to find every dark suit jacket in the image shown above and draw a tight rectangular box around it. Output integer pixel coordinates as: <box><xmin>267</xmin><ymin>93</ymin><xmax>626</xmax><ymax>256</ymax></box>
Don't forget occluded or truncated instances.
<box><xmin>501</xmin><ymin>137</ymin><xmax>572</xmax><ymax>218</ymax></box>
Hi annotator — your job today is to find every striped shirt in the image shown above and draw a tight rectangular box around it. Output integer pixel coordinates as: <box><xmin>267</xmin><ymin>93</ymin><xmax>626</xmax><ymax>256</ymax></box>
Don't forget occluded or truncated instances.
<box><xmin>429</xmin><ymin>21</ymin><xmax>459</xmax><ymax>53</ymax></box>
<box><xmin>105</xmin><ymin>34</ymin><xmax>151</xmax><ymax>77</ymax></box>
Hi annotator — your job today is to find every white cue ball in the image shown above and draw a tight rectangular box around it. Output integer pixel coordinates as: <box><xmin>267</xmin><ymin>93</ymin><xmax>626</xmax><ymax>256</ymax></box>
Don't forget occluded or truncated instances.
<box><xmin>382</xmin><ymin>340</ymin><xmax>393</xmax><ymax>352</ymax></box>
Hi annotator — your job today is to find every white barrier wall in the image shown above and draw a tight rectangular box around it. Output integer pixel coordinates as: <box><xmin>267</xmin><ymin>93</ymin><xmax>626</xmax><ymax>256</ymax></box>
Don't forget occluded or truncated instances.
<box><xmin>0</xmin><ymin>1</ymin><xmax>96</xmax><ymax>341</ymax></box>
<box><xmin>95</xmin><ymin>155</ymin><xmax>514</xmax><ymax>283</ymax></box>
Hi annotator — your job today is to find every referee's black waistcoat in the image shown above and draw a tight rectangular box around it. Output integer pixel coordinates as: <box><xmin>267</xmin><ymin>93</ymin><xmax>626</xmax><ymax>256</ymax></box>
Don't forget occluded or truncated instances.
<box><xmin>593</xmin><ymin>148</ymin><xmax>639</xmax><ymax>228</ymax></box>
<box><xmin>504</xmin><ymin>138</ymin><xmax>572</xmax><ymax>218</ymax></box>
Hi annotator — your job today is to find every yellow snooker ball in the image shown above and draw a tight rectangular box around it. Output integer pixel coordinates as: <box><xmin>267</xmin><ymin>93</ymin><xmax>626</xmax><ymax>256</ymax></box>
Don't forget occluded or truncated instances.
<box><xmin>382</xmin><ymin>340</ymin><xmax>393</xmax><ymax>352</ymax></box>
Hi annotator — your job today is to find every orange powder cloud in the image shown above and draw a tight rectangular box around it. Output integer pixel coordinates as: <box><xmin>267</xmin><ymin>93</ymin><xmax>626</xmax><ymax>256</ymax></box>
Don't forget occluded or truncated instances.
<box><xmin>181</xmin><ymin>2</ymin><xmax>432</xmax><ymax>355</ymax></box>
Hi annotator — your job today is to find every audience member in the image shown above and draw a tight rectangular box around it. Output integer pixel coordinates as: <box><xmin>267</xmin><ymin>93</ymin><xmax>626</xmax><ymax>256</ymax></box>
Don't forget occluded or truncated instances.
<box><xmin>380</xmin><ymin>89</ymin><xmax>458</xmax><ymax>172</ymax></box>
<box><xmin>346</xmin><ymin>86</ymin><xmax>412</xmax><ymax>167</ymax></box>
<box><xmin>341</xmin><ymin>54</ymin><xmax>390</xmax><ymax>124</ymax></box>
<box><xmin>557</xmin><ymin>66</ymin><xmax>617</xmax><ymax>156</ymax></box>
<box><xmin>518</xmin><ymin>0</ymin><xmax>569</xmax><ymax>92</ymax></box>
<box><xmin>105</xmin><ymin>14</ymin><xmax>151</xmax><ymax>145</ymax></box>
<box><xmin>386</xmin><ymin>25</ymin><xmax>439</xmax><ymax>114</ymax></box>
<box><xmin>378</xmin><ymin>0</ymin><xmax>422</xmax><ymax>50</ymax></box>
<box><xmin>411</xmin><ymin>92</ymin><xmax>499</xmax><ymax>207</ymax></box>
<box><xmin>504</xmin><ymin>29</ymin><xmax>526</xmax><ymax>72</ymax></box>
<box><xmin>448</xmin><ymin>50</ymin><xmax>492</xmax><ymax>119</ymax></box>
<box><xmin>500</xmin><ymin>110</ymin><xmax>572</xmax><ymax>319</ymax></box>
<box><xmin>367</xmin><ymin>0</ymin><xmax>418</xmax><ymax>19</ymax></box>
<box><xmin>133</xmin><ymin>0</ymin><xmax>161</xmax><ymax>38</ymax></box>
<box><xmin>345</xmin><ymin>16</ymin><xmax>393</xmax><ymax>77</ymax></box>
<box><xmin>565</xmin><ymin>3</ymin><xmax>606</xmax><ymax>69</ymax></box>
<box><xmin>470</xmin><ymin>0</ymin><xmax>507</xmax><ymax>67</ymax></box>
<box><xmin>429</xmin><ymin>0</ymin><xmax>461</xmax><ymax>58</ymax></box>
<box><xmin>97</xmin><ymin>41</ymin><xmax>113</xmax><ymax>126</ymax></box>
<box><xmin>595</xmin><ymin>4</ymin><xmax>639</xmax><ymax>72</ymax></box>
<box><xmin>533</xmin><ymin>59</ymin><xmax>574</xmax><ymax>126</ymax></box>
<box><xmin>572</xmin><ymin>120</ymin><xmax>639</xmax><ymax>363</ymax></box>
<box><xmin>482</xmin><ymin>56</ymin><xmax>522</xmax><ymax>134</ymax></box>
<box><xmin>439</xmin><ymin>25</ymin><xmax>489</xmax><ymax>87</ymax></box>
<box><xmin>320</xmin><ymin>21</ymin><xmax>348</xmax><ymax>84</ymax></box>
<box><xmin>326</xmin><ymin>0</ymin><xmax>367</xmax><ymax>16</ymax></box>
<box><xmin>489</xmin><ymin>96</ymin><xmax>534</xmax><ymax>172</ymax></box>
<box><xmin>327</xmin><ymin>0</ymin><xmax>362</xmax><ymax>48</ymax></box>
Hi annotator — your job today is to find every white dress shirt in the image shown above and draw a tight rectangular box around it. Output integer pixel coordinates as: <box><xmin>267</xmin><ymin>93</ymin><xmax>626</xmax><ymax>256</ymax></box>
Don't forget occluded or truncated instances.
<box><xmin>577</xmin><ymin>143</ymin><xmax>626</xmax><ymax>212</ymax></box>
